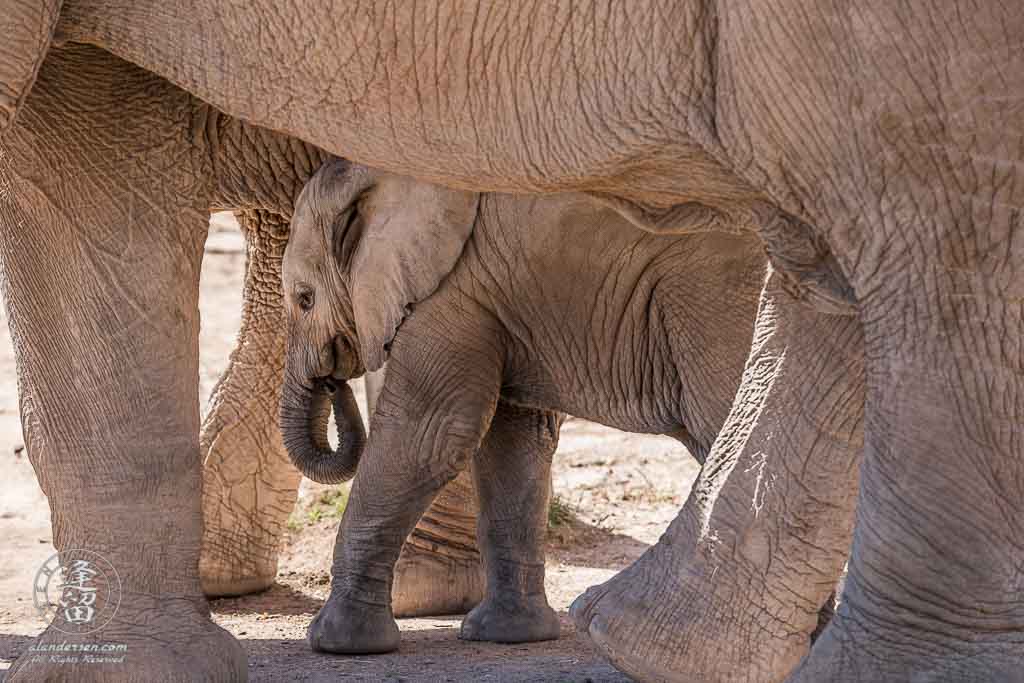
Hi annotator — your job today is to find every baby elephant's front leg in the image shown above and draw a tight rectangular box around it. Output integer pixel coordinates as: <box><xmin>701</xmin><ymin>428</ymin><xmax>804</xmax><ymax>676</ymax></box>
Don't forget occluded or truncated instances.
<box><xmin>307</xmin><ymin>312</ymin><xmax>503</xmax><ymax>655</ymax></box>
<box><xmin>460</xmin><ymin>402</ymin><xmax>563</xmax><ymax>643</ymax></box>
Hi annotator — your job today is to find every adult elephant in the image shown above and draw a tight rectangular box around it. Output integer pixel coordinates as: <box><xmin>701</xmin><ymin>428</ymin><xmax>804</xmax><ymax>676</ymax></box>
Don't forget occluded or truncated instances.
<box><xmin>3</xmin><ymin>2</ymin><xmax>1020</xmax><ymax>682</ymax></box>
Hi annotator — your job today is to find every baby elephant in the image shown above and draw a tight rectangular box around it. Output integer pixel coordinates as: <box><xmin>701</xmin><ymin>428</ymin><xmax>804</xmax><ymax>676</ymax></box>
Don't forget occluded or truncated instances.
<box><xmin>280</xmin><ymin>158</ymin><xmax>766</xmax><ymax>654</ymax></box>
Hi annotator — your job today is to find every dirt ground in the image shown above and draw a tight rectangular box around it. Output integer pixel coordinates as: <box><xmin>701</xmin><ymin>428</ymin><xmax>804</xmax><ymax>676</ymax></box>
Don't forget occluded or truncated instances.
<box><xmin>0</xmin><ymin>215</ymin><xmax>700</xmax><ymax>681</ymax></box>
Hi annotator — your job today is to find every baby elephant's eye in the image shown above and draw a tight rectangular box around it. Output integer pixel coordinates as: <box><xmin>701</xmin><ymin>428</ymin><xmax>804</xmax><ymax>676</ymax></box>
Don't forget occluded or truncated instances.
<box><xmin>297</xmin><ymin>288</ymin><xmax>315</xmax><ymax>312</ymax></box>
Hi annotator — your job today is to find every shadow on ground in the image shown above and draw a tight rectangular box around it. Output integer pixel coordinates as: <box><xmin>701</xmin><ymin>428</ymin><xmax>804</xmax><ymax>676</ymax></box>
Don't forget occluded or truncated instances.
<box><xmin>241</xmin><ymin>616</ymin><xmax>631</xmax><ymax>683</ymax></box>
<box><xmin>548</xmin><ymin>510</ymin><xmax>652</xmax><ymax>571</ymax></box>
<box><xmin>211</xmin><ymin>581</ymin><xmax>325</xmax><ymax>617</ymax></box>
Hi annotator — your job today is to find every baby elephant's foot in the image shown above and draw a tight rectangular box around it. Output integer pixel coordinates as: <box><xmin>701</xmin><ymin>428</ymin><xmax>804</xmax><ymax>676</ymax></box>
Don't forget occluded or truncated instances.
<box><xmin>459</xmin><ymin>595</ymin><xmax>561</xmax><ymax>643</ymax></box>
<box><xmin>307</xmin><ymin>592</ymin><xmax>400</xmax><ymax>654</ymax></box>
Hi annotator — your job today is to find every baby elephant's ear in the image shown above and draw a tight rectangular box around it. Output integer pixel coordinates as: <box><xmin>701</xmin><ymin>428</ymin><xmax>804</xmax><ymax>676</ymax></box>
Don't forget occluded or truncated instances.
<box><xmin>350</xmin><ymin>174</ymin><xmax>478</xmax><ymax>371</ymax></box>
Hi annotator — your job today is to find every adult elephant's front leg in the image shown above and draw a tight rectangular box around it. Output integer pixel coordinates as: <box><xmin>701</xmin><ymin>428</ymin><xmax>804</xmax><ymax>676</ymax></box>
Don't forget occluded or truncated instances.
<box><xmin>572</xmin><ymin>271</ymin><xmax>865</xmax><ymax>683</ymax></box>
<box><xmin>1</xmin><ymin>46</ymin><xmax>244</xmax><ymax>682</ymax></box>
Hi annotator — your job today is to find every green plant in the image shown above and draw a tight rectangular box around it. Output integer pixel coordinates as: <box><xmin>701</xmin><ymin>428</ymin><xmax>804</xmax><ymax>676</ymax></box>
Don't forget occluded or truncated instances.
<box><xmin>286</xmin><ymin>485</ymin><xmax>353</xmax><ymax>530</ymax></box>
<box><xmin>548</xmin><ymin>496</ymin><xmax>575</xmax><ymax>528</ymax></box>
<box><xmin>318</xmin><ymin>487</ymin><xmax>349</xmax><ymax>517</ymax></box>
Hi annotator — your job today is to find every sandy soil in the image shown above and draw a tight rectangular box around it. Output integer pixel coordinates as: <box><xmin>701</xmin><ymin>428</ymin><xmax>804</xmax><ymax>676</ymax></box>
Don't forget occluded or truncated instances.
<box><xmin>0</xmin><ymin>215</ymin><xmax>700</xmax><ymax>681</ymax></box>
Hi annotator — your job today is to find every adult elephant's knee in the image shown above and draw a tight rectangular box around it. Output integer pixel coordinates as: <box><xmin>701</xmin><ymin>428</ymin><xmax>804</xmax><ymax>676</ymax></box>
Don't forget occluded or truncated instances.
<box><xmin>200</xmin><ymin>209</ymin><xmax>303</xmax><ymax>597</ymax></box>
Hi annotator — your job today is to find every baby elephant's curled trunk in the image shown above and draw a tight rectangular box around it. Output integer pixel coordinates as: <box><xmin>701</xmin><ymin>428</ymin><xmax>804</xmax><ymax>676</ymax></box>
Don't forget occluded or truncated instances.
<box><xmin>280</xmin><ymin>379</ymin><xmax>366</xmax><ymax>484</ymax></box>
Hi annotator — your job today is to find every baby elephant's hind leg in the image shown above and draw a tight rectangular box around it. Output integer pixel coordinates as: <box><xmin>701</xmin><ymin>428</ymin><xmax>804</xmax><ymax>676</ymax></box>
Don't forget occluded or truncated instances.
<box><xmin>460</xmin><ymin>402</ymin><xmax>563</xmax><ymax>644</ymax></box>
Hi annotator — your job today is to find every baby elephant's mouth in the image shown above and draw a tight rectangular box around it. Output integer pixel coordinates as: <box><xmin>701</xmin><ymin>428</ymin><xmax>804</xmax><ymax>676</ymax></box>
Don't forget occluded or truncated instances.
<box><xmin>330</xmin><ymin>334</ymin><xmax>364</xmax><ymax>379</ymax></box>
<box><xmin>316</xmin><ymin>376</ymin><xmax>340</xmax><ymax>394</ymax></box>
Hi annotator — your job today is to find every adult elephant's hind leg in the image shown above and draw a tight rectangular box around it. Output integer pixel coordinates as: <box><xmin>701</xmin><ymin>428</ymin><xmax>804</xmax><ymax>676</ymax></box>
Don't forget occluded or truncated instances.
<box><xmin>572</xmin><ymin>272</ymin><xmax>865</xmax><ymax>683</ymax></box>
<box><xmin>200</xmin><ymin>209</ymin><xmax>302</xmax><ymax>597</ymax></box>
<box><xmin>790</xmin><ymin>258</ymin><xmax>1024</xmax><ymax>682</ymax></box>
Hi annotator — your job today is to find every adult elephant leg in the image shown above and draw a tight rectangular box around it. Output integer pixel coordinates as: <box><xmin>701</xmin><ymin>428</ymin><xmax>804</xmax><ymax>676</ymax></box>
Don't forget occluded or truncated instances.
<box><xmin>790</xmin><ymin>273</ymin><xmax>1024</xmax><ymax>680</ymax></box>
<box><xmin>460</xmin><ymin>402</ymin><xmax>563</xmax><ymax>644</ymax></box>
<box><xmin>200</xmin><ymin>209</ymin><xmax>300</xmax><ymax>597</ymax></box>
<box><xmin>572</xmin><ymin>270</ymin><xmax>865</xmax><ymax>683</ymax></box>
<box><xmin>1</xmin><ymin>46</ymin><xmax>244</xmax><ymax>682</ymax></box>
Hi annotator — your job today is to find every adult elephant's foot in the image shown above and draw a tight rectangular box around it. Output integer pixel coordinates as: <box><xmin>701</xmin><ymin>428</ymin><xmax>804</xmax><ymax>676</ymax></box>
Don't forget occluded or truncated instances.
<box><xmin>390</xmin><ymin>471</ymin><xmax>485</xmax><ymax>617</ymax></box>
<box><xmin>308</xmin><ymin>592</ymin><xmax>400</xmax><ymax>654</ymax></box>
<box><xmin>570</xmin><ymin>537</ymin><xmax>812</xmax><ymax>683</ymax></box>
<box><xmin>200</xmin><ymin>555</ymin><xmax>276</xmax><ymax>598</ymax></box>
<box><xmin>199</xmin><ymin>450</ymin><xmax>296</xmax><ymax>598</ymax></box>
<box><xmin>7</xmin><ymin>595</ymin><xmax>246</xmax><ymax>682</ymax></box>
<box><xmin>391</xmin><ymin>541</ymin><xmax>484</xmax><ymax>617</ymax></box>
<box><xmin>199</xmin><ymin>410</ymin><xmax>299</xmax><ymax>598</ymax></box>
<box><xmin>459</xmin><ymin>595</ymin><xmax>560</xmax><ymax>643</ymax></box>
<box><xmin>200</xmin><ymin>459</ymin><xmax>288</xmax><ymax>597</ymax></box>
<box><xmin>199</xmin><ymin>438</ymin><xmax>299</xmax><ymax>598</ymax></box>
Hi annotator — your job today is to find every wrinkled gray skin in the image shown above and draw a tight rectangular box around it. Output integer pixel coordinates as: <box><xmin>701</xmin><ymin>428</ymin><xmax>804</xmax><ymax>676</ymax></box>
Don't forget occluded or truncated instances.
<box><xmin>2</xmin><ymin>2</ymin><xmax>1020</xmax><ymax>682</ymax></box>
<box><xmin>280</xmin><ymin>158</ymin><xmax>767</xmax><ymax>648</ymax></box>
